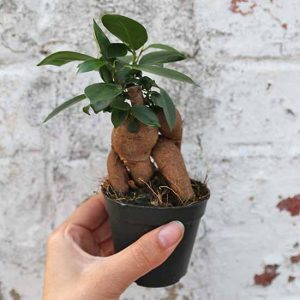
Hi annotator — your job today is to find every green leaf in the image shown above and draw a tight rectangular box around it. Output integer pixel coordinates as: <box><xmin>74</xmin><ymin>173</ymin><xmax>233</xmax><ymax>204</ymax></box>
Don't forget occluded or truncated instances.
<box><xmin>114</xmin><ymin>60</ymin><xmax>132</xmax><ymax>85</ymax></box>
<box><xmin>37</xmin><ymin>51</ymin><xmax>94</xmax><ymax>66</ymax></box>
<box><xmin>102</xmin><ymin>14</ymin><xmax>148</xmax><ymax>50</ymax></box>
<box><xmin>118</xmin><ymin>55</ymin><xmax>133</xmax><ymax>64</ymax></box>
<box><xmin>84</xmin><ymin>83</ymin><xmax>123</xmax><ymax>113</ymax></box>
<box><xmin>43</xmin><ymin>94</ymin><xmax>86</xmax><ymax>122</ymax></box>
<box><xmin>77</xmin><ymin>58</ymin><xmax>105</xmax><ymax>73</ymax></box>
<box><xmin>151</xmin><ymin>89</ymin><xmax>176</xmax><ymax>130</ymax></box>
<box><xmin>93</xmin><ymin>19</ymin><xmax>111</xmax><ymax>58</ymax></box>
<box><xmin>130</xmin><ymin>105</ymin><xmax>160</xmax><ymax>127</ymax></box>
<box><xmin>103</xmin><ymin>106</ymin><xmax>112</xmax><ymax>113</ymax></box>
<box><xmin>111</xmin><ymin>96</ymin><xmax>131</xmax><ymax>110</ymax></box>
<box><xmin>83</xmin><ymin>105</ymin><xmax>91</xmax><ymax>115</ymax></box>
<box><xmin>139</xmin><ymin>51</ymin><xmax>185</xmax><ymax>65</ymax></box>
<box><xmin>138</xmin><ymin>76</ymin><xmax>155</xmax><ymax>90</ymax></box>
<box><xmin>100</xmin><ymin>65</ymin><xmax>114</xmax><ymax>83</ymax></box>
<box><xmin>146</xmin><ymin>43</ymin><xmax>181</xmax><ymax>53</ymax></box>
<box><xmin>107</xmin><ymin>43</ymin><xmax>128</xmax><ymax>58</ymax></box>
<box><xmin>127</xmin><ymin>118</ymin><xmax>140</xmax><ymax>133</ymax></box>
<box><xmin>111</xmin><ymin>109</ymin><xmax>128</xmax><ymax>127</ymax></box>
<box><xmin>130</xmin><ymin>64</ymin><xmax>196</xmax><ymax>85</ymax></box>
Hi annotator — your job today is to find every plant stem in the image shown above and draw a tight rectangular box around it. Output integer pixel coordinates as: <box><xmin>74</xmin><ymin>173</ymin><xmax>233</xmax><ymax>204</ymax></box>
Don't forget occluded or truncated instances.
<box><xmin>132</xmin><ymin>50</ymin><xmax>137</xmax><ymax>64</ymax></box>
<box><xmin>112</xmin><ymin>60</ymin><xmax>118</xmax><ymax>83</ymax></box>
<box><xmin>136</xmin><ymin>47</ymin><xmax>144</xmax><ymax>63</ymax></box>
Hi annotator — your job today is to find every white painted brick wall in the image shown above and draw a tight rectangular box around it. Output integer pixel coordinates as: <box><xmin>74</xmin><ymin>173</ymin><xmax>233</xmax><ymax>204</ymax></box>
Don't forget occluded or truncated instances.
<box><xmin>1</xmin><ymin>1</ymin><xmax>300</xmax><ymax>299</ymax></box>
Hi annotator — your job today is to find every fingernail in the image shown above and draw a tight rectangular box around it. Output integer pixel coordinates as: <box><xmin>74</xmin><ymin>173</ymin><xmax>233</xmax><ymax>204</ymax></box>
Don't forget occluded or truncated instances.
<box><xmin>158</xmin><ymin>221</ymin><xmax>185</xmax><ymax>249</ymax></box>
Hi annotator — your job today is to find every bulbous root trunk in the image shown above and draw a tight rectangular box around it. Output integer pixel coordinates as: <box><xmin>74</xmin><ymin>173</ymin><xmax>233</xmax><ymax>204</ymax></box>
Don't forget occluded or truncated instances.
<box><xmin>111</xmin><ymin>122</ymin><xmax>158</xmax><ymax>185</ymax></box>
<box><xmin>125</xmin><ymin>160</ymin><xmax>154</xmax><ymax>184</ymax></box>
<box><xmin>152</xmin><ymin>137</ymin><xmax>195</xmax><ymax>201</ymax></box>
<box><xmin>107</xmin><ymin>149</ymin><xmax>129</xmax><ymax>193</ymax></box>
<box><xmin>106</xmin><ymin>85</ymin><xmax>195</xmax><ymax>202</ymax></box>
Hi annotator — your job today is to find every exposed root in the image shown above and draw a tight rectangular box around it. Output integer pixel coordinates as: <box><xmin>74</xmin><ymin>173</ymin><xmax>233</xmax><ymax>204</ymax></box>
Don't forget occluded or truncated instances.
<box><xmin>152</xmin><ymin>137</ymin><xmax>195</xmax><ymax>201</ymax></box>
<box><xmin>139</xmin><ymin>178</ymin><xmax>163</xmax><ymax>206</ymax></box>
<box><xmin>127</xmin><ymin>85</ymin><xmax>144</xmax><ymax>105</ymax></box>
<box><xmin>107</xmin><ymin>149</ymin><xmax>129</xmax><ymax>193</ymax></box>
<box><xmin>107</xmin><ymin>86</ymin><xmax>200</xmax><ymax>204</ymax></box>
<box><xmin>111</xmin><ymin>122</ymin><xmax>159</xmax><ymax>184</ymax></box>
<box><xmin>159</xmin><ymin>185</ymin><xmax>184</xmax><ymax>205</ymax></box>
<box><xmin>126</xmin><ymin>159</ymin><xmax>155</xmax><ymax>185</ymax></box>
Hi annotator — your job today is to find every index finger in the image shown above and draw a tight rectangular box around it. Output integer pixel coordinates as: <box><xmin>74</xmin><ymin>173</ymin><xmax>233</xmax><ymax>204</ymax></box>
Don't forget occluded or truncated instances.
<box><xmin>68</xmin><ymin>193</ymin><xmax>108</xmax><ymax>231</ymax></box>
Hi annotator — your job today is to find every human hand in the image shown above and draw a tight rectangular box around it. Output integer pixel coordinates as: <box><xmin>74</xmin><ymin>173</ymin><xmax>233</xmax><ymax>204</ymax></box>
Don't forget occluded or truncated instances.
<box><xmin>43</xmin><ymin>194</ymin><xmax>184</xmax><ymax>300</ymax></box>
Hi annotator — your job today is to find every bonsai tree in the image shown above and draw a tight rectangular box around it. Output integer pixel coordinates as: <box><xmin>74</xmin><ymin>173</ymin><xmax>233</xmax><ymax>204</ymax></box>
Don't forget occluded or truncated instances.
<box><xmin>38</xmin><ymin>14</ymin><xmax>199</xmax><ymax>205</ymax></box>
<box><xmin>38</xmin><ymin>14</ymin><xmax>210</xmax><ymax>288</ymax></box>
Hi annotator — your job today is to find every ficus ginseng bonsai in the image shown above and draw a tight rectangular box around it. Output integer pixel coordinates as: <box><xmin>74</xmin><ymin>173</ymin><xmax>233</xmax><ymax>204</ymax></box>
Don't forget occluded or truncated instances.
<box><xmin>38</xmin><ymin>14</ymin><xmax>210</xmax><ymax>287</ymax></box>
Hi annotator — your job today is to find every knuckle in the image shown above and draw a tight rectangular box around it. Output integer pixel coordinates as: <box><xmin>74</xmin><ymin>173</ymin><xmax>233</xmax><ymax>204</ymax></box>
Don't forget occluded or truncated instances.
<box><xmin>64</xmin><ymin>223</ymin><xmax>85</xmax><ymax>244</ymax></box>
<box><xmin>130</xmin><ymin>240</ymin><xmax>153</xmax><ymax>270</ymax></box>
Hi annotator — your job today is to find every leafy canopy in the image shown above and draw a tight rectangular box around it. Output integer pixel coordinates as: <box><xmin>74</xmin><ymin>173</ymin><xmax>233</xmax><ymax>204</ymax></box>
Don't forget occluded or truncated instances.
<box><xmin>38</xmin><ymin>14</ymin><xmax>197</xmax><ymax>130</ymax></box>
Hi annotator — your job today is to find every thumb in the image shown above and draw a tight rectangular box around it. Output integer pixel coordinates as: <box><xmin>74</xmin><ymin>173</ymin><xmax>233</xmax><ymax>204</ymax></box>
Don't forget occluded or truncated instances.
<box><xmin>105</xmin><ymin>221</ymin><xmax>184</xmax><ymax>291</ymax></box>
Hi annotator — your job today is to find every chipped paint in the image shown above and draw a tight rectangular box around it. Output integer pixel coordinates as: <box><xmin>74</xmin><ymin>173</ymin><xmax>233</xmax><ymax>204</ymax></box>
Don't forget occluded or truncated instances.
<box><xmin>230</xmin><ymin>0</ymin><xmax>257</xmax><ymax>15</ymax></box>
<box><xmin>288</xmin><ymin>276</ymin><xmax>296</xmax><ymax>283</ymax></box>
<box><xmin>9</xmin><ymin>289</ymin><xmax>21</xmax><ymax>300</ymax></box>
<box><xmin>254</xmin><ymin>265</ymin><xmax>279</xmax><ymax>287</ymax></box>
<box><xmin>290</xmin><ymin>254</ymin><xmax>300</xmax><ymax>264</ymax></box>
<box><xmin>277</xmin><ymin>195</ymin><xmax>300</xmax><ymax>216</ymax></box>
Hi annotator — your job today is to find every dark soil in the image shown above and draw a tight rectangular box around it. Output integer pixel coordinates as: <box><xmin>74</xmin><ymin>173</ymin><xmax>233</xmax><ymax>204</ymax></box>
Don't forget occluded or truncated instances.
<box><xmin>101</xmin><ymin>171</ymin><xmax>210</xmax><ymax>207</ymax></box>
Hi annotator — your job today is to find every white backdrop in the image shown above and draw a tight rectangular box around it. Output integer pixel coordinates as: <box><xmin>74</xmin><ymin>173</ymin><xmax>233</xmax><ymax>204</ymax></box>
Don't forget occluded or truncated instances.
<box><xmin>1</xmin><ymin>0</ymin><xmax>300</xmax><ymax>299</ymax></box>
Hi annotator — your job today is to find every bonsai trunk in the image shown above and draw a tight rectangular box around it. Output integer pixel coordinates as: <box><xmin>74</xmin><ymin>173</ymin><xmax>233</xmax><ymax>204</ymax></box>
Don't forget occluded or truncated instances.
<box><xmin>107</xmin><ymin>85</ymin><xmax>195</xmax><ymax>202</ymax></box>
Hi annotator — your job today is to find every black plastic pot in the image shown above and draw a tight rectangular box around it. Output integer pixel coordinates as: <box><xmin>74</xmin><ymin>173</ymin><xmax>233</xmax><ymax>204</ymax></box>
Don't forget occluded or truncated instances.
<box><xmin>104</xmin><ymin>185</ymin><xmax>210</xmax><ymax>288</ymax></box>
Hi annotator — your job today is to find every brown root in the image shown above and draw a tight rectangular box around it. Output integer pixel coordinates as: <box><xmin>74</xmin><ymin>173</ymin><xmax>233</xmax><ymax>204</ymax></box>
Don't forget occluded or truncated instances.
<box><xmin>107</xmin><ymin>149</ymin><xmax>129</xmax><ymax>193</ymax></box>
<box><xmin>107</xmin><ymin>85</ymin><xmax>194</xmax><ymax>202</ymax></box>
<box><xmin>157</xmin><ymin>109</ymin><xmax>183</xmax><ymax>149</ymax></box>
<box><xmin>127</xmin><ymin>85</ymin><xmax>144</xmax><ymax>105</ymax></box>
<box><xmin>112</xmin><ymin>121</ymin><xmax>159</xmax><ymax>185</ymax></box>
<box><xmin>152</xmin><ymin>137</ymin><xmax>195</xmax><ymax>201</ymax></box>
<box><xmin>109</xmin><ymin>85</ymin><xmax>159</xmax><ymax>187</ymax></box>
<box><xmin>126</xmin><ymin>159</ymin><xmax>154</xmax><ymax>184</ymax></box>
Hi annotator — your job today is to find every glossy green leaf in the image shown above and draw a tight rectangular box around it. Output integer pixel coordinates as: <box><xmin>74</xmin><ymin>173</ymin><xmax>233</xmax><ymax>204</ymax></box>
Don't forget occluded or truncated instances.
<box><xmin>103</xmin><ymin>106</ymin><xmax>112</xmax><ymax>113</ymax></box>
<box><xmin>138</xmin><ymin>76</ymin><xmax>156</xmax><ymax>90</ymax></box>
<box><xmin>111</xmin><ymin>96</ymin><xmax>131</xmax><ymax>110</ymax></box>
<box><xmin>102</xmin><ymin>14</ymin><xmax>148</xmax><ymax>50</ymax></box>
<box><xmin>84</xmin><ymin>83</ymin><xmax>123</xmax><ymax>113</ymax></box>
<box><xmin>93</xmin><ymin>19</ymin><xmax>110</xmax><ymax>58</ymax></box>
<box><xmin>111</xmin><ymin>109</ymin><xmax>128</xmax><ymax>127</ymax></box>
<box><xmin>107</xmin><ymin>43</ymin><xmax>128</xmax><ymax>58</ymax></box>
<box><xmin>130</xmin><ymin>64</ymin><xmax>196</xmax><ymax>84</ymax></box>
<box><xmin>127</xmin><ymin>118</ymin><xmax>140</xmax><ymax>133</ymax></box>
<box><xmin>130</xmin><ymin>106</ymin><xmax>160</xmax><ymax>127</ymax></box>
<box><xmin>77</xmin><ymin>58</ymin><xmax>105</xmax><ymax>73</ymax></box>
<box><xmin>151</xmin><ymin>89</ymin><xmax>176</xmax><ymax>130</ymax></box>
<box><xmin>37</xmin><ymin>51</ymin><xmax>94</xmax><ymax>66</ymax></box>
<box><xmin>100</xmin><ymin>65</ymin><xmax>114</xmax><ymax>83</ymax></box>
<box><xmin>139</xmin><ymin>51</ymin><xmax>185</xmax><ymax>65</ymax></box>
<box><xmin>114</xmin><ymin>60</ymin><xmax>132</xmax><ymax>85</ymax></box>
<box><xmin>146</xmin><ymin>43</ymin><xmax>181</xmax><ymax>53</ymax></box>
<box><xmin>43</xmin><ymin>94</ymin><xmax>86</xmax><ymax>122</ymax></box>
